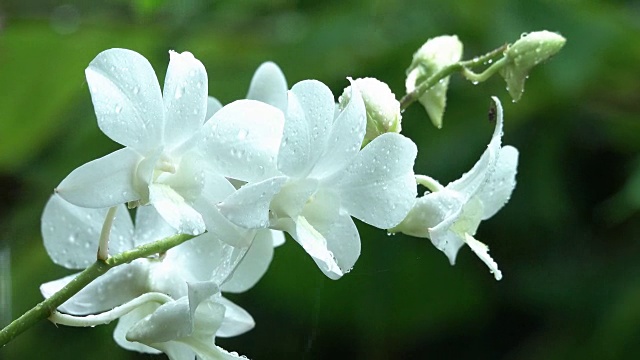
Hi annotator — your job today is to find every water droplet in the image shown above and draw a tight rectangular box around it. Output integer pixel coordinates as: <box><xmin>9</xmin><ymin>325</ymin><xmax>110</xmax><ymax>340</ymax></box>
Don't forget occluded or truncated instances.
<box><xmin>133</xmin><ymin>86</ymin><xmax>140</xmax><ymax>94</ymax></box>
<box><xmin>237</xmin><ymin>129</ymin><xmax>248</xmax><ymax>140</ymax></box>
<box><xmin>175</xmin><ymin>86</ymin><xmax>184</xmax><ymax>99</ymax></box>
<box><xmin>115</xmin><ymin>104</ymin><xmax>123</xmax><ymax>114</ymax></box>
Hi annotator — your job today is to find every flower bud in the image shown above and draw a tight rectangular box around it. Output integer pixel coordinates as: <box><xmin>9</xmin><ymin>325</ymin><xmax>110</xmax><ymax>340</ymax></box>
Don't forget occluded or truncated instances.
<box><xmin>500</xmin><ymin>31</ymin><xmax>566</xmax><ymax>102</ymax></box>
<box><xmin>339</xmin><ymin>77</ymin><xmax>401</xmax><ymax>145</ymax></box>
<box><xmin>406</xmin><ymin>35</ymin><xmax>463</xmax><ymax>128</ymax></box>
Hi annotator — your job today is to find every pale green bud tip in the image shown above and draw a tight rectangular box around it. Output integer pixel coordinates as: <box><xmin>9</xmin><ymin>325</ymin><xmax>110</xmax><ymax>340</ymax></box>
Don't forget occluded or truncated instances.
<box><xmin>339</xmin><ymin>77</ymin><xmax>401</xmax><ymax>144</ymax></box>
<box><xmin>506</xmin><ymin>31</ymin><xmax>566</xmax><ymax>69</ymax></box>
<box><xmin>501</xmin><ymin>31</ymin><xmax>566</xmax><ymax>102</ymax></box>
<box><xmin>406</xmin><ymin>35</ymin><xmax>463</xmax><ymax>129</ymax></box>
<box><xmin>411</xmin><ymin>35</ymin><xmax>463</xmax><ymax>70</ymax></box>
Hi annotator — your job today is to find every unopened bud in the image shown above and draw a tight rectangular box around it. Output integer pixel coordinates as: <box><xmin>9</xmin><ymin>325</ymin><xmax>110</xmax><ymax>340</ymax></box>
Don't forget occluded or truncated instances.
<box><xmin>500</xmin><ymin>31</ymin><xmax>566</xmax><ymax>101</ymax></box>
<box><xmin>339</xmin><ymin>77</ymin><xmax>401</xmax><ymax>145</ymax></box>
<box><xmin>406</xmin><ymin>35</ymin><xmax>463</xmax><ymax>128</ymax></box>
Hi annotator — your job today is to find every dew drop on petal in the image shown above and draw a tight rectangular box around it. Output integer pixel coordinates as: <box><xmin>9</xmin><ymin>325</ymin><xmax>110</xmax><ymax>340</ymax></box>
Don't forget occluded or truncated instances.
<box><xmin>175</xmin><ymin>86</ymin><xmax>184</xmax><ymax>99</ymax></box>
<box><xmin>115</xmin><ymin>104</ymin><xmax>123</xmax><ymax>114</ymax></box>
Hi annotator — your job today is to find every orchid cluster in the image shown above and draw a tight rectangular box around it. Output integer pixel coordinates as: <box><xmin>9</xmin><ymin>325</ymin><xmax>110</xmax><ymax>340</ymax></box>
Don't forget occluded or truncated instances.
<box><xmin>0</xmin><ymin>31</ymin><xmax>565</xmax><ymax>359</ymax></box>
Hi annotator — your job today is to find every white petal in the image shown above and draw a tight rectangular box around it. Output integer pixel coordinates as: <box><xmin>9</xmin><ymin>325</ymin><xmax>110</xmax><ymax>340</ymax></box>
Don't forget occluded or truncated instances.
<box><xmin>204</xmin><ymin>99</ymin><xmax>284</xmax><ymax>182</ymax></box>
<box><xmin>221</xmin><ymin>229</ymin><xmax>275</xmax><ymax>293</ymax></box>
<box><xmin>447</xmin><ymin>96</ymin><xmax>504</xmax><ymax>200</ymax></box>
<box><xmin>309</xmin><ymin>80</ymin><xmax>367</xmax><ymax>179</ymax></box>
<box><xmin>270</xmin><ymin>177</ymin><xmax>318</xmax><ymax>219</ymax></box>
<box><xmin>216</xmin><ymin>297</ymin><xmax>255</xmax><ymax>337</ymax></box>
<box><xmin>464</xmin><ymin>233</ymin><xmax>502</xmax><ymax>280</ymax></box>
<box><xmin>127</xmin><ymin>297</ymin><xmax>192</xmax><ymax>343</ymax></box>
<box><xmin>56</xmin><ymin>148</ymin><xmax>142</xmax><ymax>208</ymax></box>
<box><xmin>114</xmin><ymin>302</ymin><xmax>163</xmax><ymax>354</ymax></box>
<box><xmin>162</xmin><ymin>51</ymin><xmax>208</xmax><ymax>150</ymax></box>
<box><xmin>40</xmin><ymin>260</ymin><xmax>149</xmax><ymax>315</ymax></box>
<box><xmin>190</xmin><ymin>299</ymin><xmax>227</xmax><ymax>338</ymax></box>
<box><xmin>333</xmin><ymin>133</ymin><xmax>417</xmax><ymax>229</ymax></box>
<box><xmin>246</xmin><ymin>61</ymin><xmax>288</xmax><ymax>112</ymax></box>
<box><xmin>160</xmin><ymin>151</ymin><xmax>206</xmax><ymax>203</ymax></box>
<box><xmin>133</xmin><ymin>205</ymin><xmax>178</xmax><ymax>247</ymax></box>
<box><xmin>429</xmin><ymin>223</ymin><xmax>466</xmax><ymax>265</ymax></box>
<box><xmin>304</xmin><ymin>206</ymin><xmax>361</xmax><ymax>278</ymax></box>
<box><xmin>218</xmin><ymin>176</ymin><xmax>287</xmax><ymax>229</ymax></box>
<box><xmin>163</xmin><ymin>233</ymin><xmax>227</xmax><ymax>282</ymax></box>
<box><xmin>391</xmin><ymin>191</ymin><xmax>455</xmax><ymax>238</ymax></box>
<box><xmin>85</xmin><ymin>48</ymin><xmax>163</xmax><ymax>151</ymax></box>
<box><xmin>277</xmin><ymin>81</ymin><xmax>335</xmax><ymax>177</ymax></box>
<box><xmin>270</xmin><ymin>229</ymin><xmax>286</xmax><ymax>247</ymax></box>
<box><xmin>42</xmin><ymin>195</ymin><xmax>134</xmax><ymax>269</ymax></box>
<box><xmin>478</xmin><ymin>145</ymin><xmax>519</xmax><ymax>220</ymax></box>
<box><xmin>194</xmin><ymin>173</ymin><xmax>256</xmax><ymax>248</ymax></box>
<box><xmin>205</xmin><ymin>96</ymin><xmax>223</xmax><ymax>122</ymax></box>
<box><xmin>149</xmin><ymin>183</ymin><xmax>205</xmax><ymax>235</ymax></box>
<box><xmin>286</xmin><ymin>216</ymin><xmax>344</xmax><ymax>279</ymax></box>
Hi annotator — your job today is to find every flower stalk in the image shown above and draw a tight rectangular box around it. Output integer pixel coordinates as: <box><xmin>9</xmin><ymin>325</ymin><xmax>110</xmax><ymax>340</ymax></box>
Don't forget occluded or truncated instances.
<box><xmin>400</xmin><ymin>44</ymin><xmax>508</xmax><ymax>111</ymax></box>
<box><xmin>0</xmin><ymin>232</ymin><xmax>197</xmax><ymax>347</ymax></box>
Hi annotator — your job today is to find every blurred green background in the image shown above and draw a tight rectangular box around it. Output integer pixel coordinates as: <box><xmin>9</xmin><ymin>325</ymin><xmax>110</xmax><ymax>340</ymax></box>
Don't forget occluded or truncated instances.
<box><xmin>1</xmin><ymin>0</ymin><xmax>639</xmax><ymax>359</ymax></box>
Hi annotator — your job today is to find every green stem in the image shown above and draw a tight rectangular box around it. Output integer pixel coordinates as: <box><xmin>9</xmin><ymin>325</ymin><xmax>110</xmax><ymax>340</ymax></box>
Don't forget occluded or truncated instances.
<box><xmin>0</xmin><ymin>232</ymin><xmax>197</xmax><ymax>347</ymax></box>
<box><xmin>400</xmin><ymin>44</ymin><xmax>508</xmax><ymax>111</ymax></box>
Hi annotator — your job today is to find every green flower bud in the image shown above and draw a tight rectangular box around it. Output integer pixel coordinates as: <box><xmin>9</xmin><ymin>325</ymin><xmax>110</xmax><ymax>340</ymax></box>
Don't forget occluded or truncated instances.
<box><xmin>406</xmin><ymin>35</ymin><xmax>463</xmax><ymax>128</ymax></box>
<box><xmin>339</xmin><ymin>77</ymin><xmax>401</xmax><ymax>146</ymax></box>
<box><xmin>500</xmin><ymin>31</ymin><xmax>566</xmax><ymax>102</ymax></box>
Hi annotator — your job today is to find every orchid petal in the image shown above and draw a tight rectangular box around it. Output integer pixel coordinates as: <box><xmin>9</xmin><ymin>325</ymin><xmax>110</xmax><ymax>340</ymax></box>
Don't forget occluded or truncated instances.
<box><xmin>126</xmin><ymin>297</ymin><xmax>192</xmax><ymax>343</ymax></box>
<box><xmin>310</xmin><ymin>80</ymin><xmax>367</xmax><ymax>179</ymax></box>
<box><xmin>162</xmin><ymin>51</ymin><xmax>208</xmax><ymax>150</ymax></box>
<box><xmin>391</xmin><ymin>190</ymin><xmax>457</xmax><ymax>238</ymax></box>
<box><xmin>56</xmin><ymin>148</ymin><xmax>142</xmax><ymax>208</ymax></box>
<box><xmin>448</xmin><ymin>96</ymin><xmax>504</xmax><ymax>200</ymax></box>
<box><xmin>133</xmin><ymin>204</ymin><xmax>177</xmax><ymax>247</ymax></box>
<box><xmin>216</xmin><ymin>297</ymin><xmax>255</xmax><ymax>337</ymax></box>
<box><xmin>114</xmin><ymin>302</ymin><xmax>163</xmax><ymax>354</ymax></box>
<box><xmin>149</xmin><ymin>183</ymin><xmax>205</xmax><ymax>235</ymax></box>
<box><xmin>163</xmin><ymin>233</ymin><xmax>227</xmax><ymax>282</ymax></box>
<box><xmin>464</xmin><ymin>233</ymin><xmax>502</xmax><ymax>280</ymax></box>
<box><xmin>195</xmin><ymin>173</ymin><xmax>256</xmax><ymax>247</ymax></box>
<box><xmin>42</xmin><ymin>195</ymin><xmax>134</xmax><ymax>269</ymax></box>
<box><xmin>204</xmin><ymin>99</ymin><xmax>284</xmax><ymax>182</ymax></box>
<box><xmin>271</xmin><ymin>229</ymin><xmax>286</xmax><ymax>247</ymax></box>
<box><xmin>429</xmin><ymin>221</ymin><xmax>466</xmax><ymax>265</ymax></box>
<box><xmin>278</xmin><ymin>81</ymin><xmax>334</xmax><ymax>177</ymax></box>
<box><xmin>246</xmin><ymin>61</ymin><xmax>288</xmax><ymax>112</ymax></box>
<box><xmin>286</xmin><ymin>216</ymin><xmax>344</xmax><ymax>279</ymax></box>
<box><xmin>270</xmin><ymin>178</ymin><xmax>318</xmax><ymax>219</ymax></box>
<box><xmin>304</xmin><ymin>206</ymin><xmax>360</xmax><ymax>278</ymax></box>
<box><xmin>218</xmin><ymin>176</ymin><xmax>287</xmax><ymax>229</ymax></box>
<box><xmin>40</xmin><ymin>260</ymin><xmax>149</xmax><ymax>315</ymax></box>
<box><xmin>478</xmin><ymin>145</ymin><xmax>519</xmax><ymax>220</ymax></box>
<box><xmin>221</xmin><ymin>229</ymin><xmax>275</xmax><ymax>293</ymax></box>
<box><xmin>85</xmin><ymin>48</ymin><xmax>163</xmax><ymax>152</ymax></box>
<box><xmin>334</xmin><ymin>133</ymin><xmax>418</xmax><ymax>229</ymax></box>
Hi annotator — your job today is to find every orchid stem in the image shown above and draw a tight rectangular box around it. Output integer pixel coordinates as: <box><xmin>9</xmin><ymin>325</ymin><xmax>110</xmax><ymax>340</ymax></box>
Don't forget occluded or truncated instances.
<box><xmin>400</xmin><ymin>44</ymin><xmax>508</xmax><ymax>111</ymax></box>
<box><xmin>0</xmin><ymin>232</ymin><xmax>198</xmax><ymax>347</ymax></box>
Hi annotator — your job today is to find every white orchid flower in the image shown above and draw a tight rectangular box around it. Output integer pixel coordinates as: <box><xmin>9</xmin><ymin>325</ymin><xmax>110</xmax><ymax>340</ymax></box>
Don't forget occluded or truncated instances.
<box><xmin>219</xmin><ymin>79</ymin><xmax>418</xmax><ymax>279</ymax></box>
<box><xmin>40</xmin><ymin>195</ymin><xmax>279</xmax><ymax>359</ymax></box>
<box><xmin>55</xmin><ymin>48</ymin><xmax>217</xmax><ymax>235</ymax></box>
<box><xmin>392</xmin><ymin>97</ymin><xmax>518</xmax><ymax>280</ymax></box>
